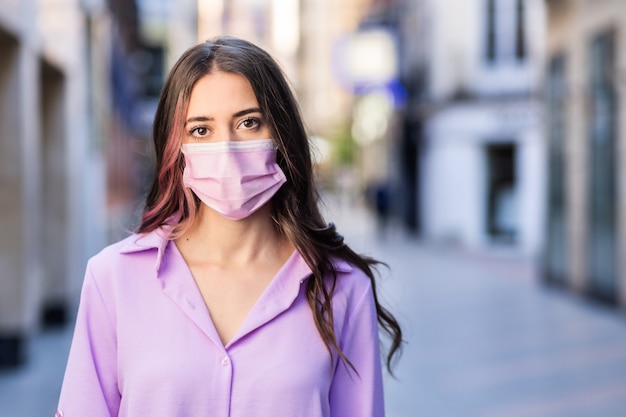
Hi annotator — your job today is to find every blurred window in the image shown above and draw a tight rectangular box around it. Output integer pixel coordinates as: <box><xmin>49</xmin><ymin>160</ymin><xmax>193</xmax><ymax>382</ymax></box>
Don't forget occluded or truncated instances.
<box><xmin>587</xmin><ymin>29</ymin><xmax>617</xmax><ymax>301</ymax></box>
<box><xmin>484</xmin><ymin>0</ymin><xmax>526</xmax><ymax>63</ymax></box>
<box><xmin>486</xmin><ymin>0</ymin><xmax>496</xmax><ymax>62</ymax></box>
<box><xmin>515</xmin><ymin>0</ymin><xmax>526</xmax><ymax>60</ymax></box>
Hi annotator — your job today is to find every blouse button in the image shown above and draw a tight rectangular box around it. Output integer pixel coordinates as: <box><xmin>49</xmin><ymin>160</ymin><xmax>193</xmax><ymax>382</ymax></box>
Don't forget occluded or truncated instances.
<box><xmin>55</xmin><ymin>410</ymin><xmax>64</xmax><ymax>417</ymax></box>
<box><xmin>221</xmin><ymin>356</ymin><xmax>230</xmax><ymax>366</ymax></box>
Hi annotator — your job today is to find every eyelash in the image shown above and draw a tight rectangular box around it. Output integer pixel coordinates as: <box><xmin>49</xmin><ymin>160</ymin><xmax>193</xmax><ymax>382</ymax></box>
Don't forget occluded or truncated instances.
<box><xmin>187</xmin><ymin>118</ymin><xmax>262</xmax><ymax>139</ymax></box>
<box><xmin>189</xmin><ymin>126</ymin><xmax>209</xmax><ymax>138</ymax></box>
<box><xmin>239</xmin><ymin>117</ymin><xmax>261</xmax><ymax>129</ymax></box>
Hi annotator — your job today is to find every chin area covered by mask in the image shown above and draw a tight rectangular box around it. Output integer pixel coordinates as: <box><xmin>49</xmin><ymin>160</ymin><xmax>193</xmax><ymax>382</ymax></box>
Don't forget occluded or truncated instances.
<box><xmin>181</xmin><ymin>139</ymin><xmax>287</xmax><ymax>220</ymax></box>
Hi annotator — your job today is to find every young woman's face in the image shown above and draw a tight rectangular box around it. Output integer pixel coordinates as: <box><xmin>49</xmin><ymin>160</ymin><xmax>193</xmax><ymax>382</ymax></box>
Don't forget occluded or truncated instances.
<box><xmin>183</xmin><ymin>71</ymin><xmax>271</xmax><ymax>144</ymax></box>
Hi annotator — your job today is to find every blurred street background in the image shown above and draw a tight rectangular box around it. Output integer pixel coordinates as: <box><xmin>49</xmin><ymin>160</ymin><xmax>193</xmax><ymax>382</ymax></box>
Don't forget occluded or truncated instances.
<box><xmin>2</xmin><ymin>0</ymin><xmax>626</xmax><ymax>415</ymax></box>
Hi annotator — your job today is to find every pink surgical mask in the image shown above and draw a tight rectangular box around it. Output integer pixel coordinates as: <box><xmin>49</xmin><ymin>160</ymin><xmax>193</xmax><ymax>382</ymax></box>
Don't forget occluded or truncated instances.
<box><xmin>181</xmin><ymin>139</ymin><xmax>287</xmax><ymax>220</ymax></box>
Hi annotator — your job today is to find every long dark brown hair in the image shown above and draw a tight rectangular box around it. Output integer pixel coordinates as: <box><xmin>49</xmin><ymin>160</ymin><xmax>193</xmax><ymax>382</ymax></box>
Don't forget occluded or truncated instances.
<box><xmin>138</xmin><ymin>36</ymin><xmax>403</xmax><ymax>372</ymax></box>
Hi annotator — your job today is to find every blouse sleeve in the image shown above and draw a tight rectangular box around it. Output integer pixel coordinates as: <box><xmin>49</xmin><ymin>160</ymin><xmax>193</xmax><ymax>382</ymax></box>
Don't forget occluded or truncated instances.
<box><xmin>56</xmin><ymin>262</ymin><xmax>120</xmax><ymax>416</ymax></box>
<box><xmin>329</xmin><ymin>280</ymin><xmax>385</xmax><ymax>417</ymax></box>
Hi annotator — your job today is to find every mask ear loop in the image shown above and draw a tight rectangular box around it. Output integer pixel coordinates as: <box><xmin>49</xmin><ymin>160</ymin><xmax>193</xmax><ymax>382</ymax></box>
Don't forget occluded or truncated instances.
<box><xmin>269</xmin><ymin>135</ymin><xmax>284</xmax><ymax>231</ymax></box>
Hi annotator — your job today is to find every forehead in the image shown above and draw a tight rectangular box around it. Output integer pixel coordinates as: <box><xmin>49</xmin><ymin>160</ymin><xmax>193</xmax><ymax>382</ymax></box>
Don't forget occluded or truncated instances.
<box><xmin>186</xmin><ymin>71</ymin><xmax>259</xmax><ymax>116</ymax></box>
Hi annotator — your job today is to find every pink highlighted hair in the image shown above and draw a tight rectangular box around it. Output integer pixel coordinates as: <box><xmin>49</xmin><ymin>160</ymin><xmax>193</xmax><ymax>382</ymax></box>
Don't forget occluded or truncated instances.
<box><xmin>138</xmin><ymin>96</ymin><xmax>197</xmax><ymax>239</ymax></box>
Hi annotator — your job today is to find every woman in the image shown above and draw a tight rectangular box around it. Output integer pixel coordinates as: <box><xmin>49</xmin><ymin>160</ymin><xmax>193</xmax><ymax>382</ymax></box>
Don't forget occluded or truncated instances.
<box><xmin>57</xmin><ymin>36</ymin><xmax>402</xmax><ymax>417</ymax></box>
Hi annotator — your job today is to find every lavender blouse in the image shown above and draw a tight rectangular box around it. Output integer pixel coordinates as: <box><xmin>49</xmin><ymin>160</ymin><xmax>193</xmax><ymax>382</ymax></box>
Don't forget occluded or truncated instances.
<box><xmin>56</xmin><ymin>228</ymin><xmax>385</xmax><ymax>416</ymax></box>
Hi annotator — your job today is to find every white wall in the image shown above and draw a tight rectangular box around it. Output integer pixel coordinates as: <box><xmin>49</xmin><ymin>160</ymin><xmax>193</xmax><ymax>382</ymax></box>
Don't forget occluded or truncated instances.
<box><xmin>517</xmin><ymin>127</ymin><xmax>546</xmax><ymax>258</ymax></box>
<box><xmin>427</xmin><ymin>0</ymin><xmax>481</xmax><ymax>101</ymax></box>
<box><xmin>424</xmin><ymin>0</ymin><xmax>545</xmax><ymax>100</ymax></box>
<box><xmin>422</xmin><ymin>105</ymin><xmax>489</xmax><ymax>247</ymax></box>
<box><xmin>422</xmin><ymin>101</ymin><xmax>545</xmax><ymax>256</ymax></box>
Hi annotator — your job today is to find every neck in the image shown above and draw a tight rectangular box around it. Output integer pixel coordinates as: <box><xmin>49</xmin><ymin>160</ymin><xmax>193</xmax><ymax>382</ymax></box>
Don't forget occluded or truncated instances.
<box><xmin>176</xmin><ymin>204</ymin><xmax>289</xmax><ymax>266</ymax></box>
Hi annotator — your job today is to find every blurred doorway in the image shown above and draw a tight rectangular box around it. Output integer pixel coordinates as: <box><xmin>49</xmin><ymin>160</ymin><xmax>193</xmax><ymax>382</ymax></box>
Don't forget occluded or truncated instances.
<box><xmin>486</xmin><ymin>143</ymin><xmax>517</xmax><ymax>243</ymax></box>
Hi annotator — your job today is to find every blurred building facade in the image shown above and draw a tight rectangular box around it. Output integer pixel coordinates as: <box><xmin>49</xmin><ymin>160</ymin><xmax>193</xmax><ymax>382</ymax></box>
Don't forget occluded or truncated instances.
<box><xmin>0</xmin><ymin>0</ymin><xmax>95</xmax><ymax>368</ymax></box>
<box><xmin>418</xmin><ymin>0</ymin><xmax>546</xmax><ymax>257</ymax></box>
<box><xmin>0</xmin><ymin>0</ymin><xmax>165</xmax><ymax>368</ymax></box>
<box><xmin>359</xmin><ymin>0</ymin><xmax>547</xmax><ymax>256</ymax></box>
<box><xmin>544</xmin><ymin>0</ymin><xmax>626</xmax><ymax>308</ymax></box>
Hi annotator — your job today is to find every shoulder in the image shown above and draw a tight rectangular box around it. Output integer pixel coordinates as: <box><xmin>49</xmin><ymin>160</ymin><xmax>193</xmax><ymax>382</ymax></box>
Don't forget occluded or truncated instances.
<box><xmin>78</xmin><ymin>230</ymin><xmax>172</xmax><ymax>318</ymax></box>
<box><xmin>89</xmin><ymin>233</ymin><xmax>151</xmax><ymax>266</ymax></box>
<box><xmin>332</xmin><ymin>258</ymin><xmax>372</xmax><ymax>290</ymax></box>
<box><xmin>330</xmin><ymin>258</ymin><xmax>375</xmax><ymax>314</ymax></box>
<box><xmin>85</xmin><ymin>230</ymin><xmax>167</xmax><ymax>286</ymax></box>
<box><xmin>327</xmin><ymin>259</ymin><xmax>380</xmax><ymax>348</ymax></box>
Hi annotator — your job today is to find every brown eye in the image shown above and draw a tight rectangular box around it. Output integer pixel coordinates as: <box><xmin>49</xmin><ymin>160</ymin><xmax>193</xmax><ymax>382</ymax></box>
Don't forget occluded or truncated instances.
<box><xmin>239</xmin><ymin>118</ymin><xmax>260</xmax><ymax>130</ymax></box>
<box><xmin>190</xmin><ymin>126</ymin><xmax>209</xmax><ymax>138</ymax></box>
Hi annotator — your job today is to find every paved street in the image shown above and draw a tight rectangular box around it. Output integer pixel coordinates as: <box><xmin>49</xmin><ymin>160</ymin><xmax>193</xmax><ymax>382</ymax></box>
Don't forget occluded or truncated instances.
<box><xmin>328</xmin><ymin>196</ymin><xmax>626</xmax><ymax>417</ymax></box>
<box><xmin>0</xmin><ymin>324</ymin><xmax>72</xmax><ymax>416</ymax></box>
<box><xmin>2</xmin><ymin>196</ymin><xmax>626</xmax><ymax>416</ymax></box>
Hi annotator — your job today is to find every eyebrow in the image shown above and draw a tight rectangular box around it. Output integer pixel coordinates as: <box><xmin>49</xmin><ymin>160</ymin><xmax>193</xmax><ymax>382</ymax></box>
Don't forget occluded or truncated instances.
<box><xmin>185</xmin><ymin>107</ymin><xmax>263</xmax><ymax>126</ymax></box>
